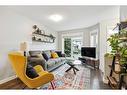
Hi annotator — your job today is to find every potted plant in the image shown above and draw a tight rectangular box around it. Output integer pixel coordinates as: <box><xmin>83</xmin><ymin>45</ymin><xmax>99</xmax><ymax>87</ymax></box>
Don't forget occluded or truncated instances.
<box><xmin>104</xmin><ymin>53</ymin><xmax>114</xmax><ymax>81</ymax></box>
<box><xmin>119</xmin><ymin>29</ymin><xmax>127</xmax><ymax>38</ymax></box>
<box><xmin>107</xmin><ymin>30</ymin><xmax>127</xmax><ymax>73</ymax></box>
<box><xmin>106</xmin><ymin>33</ymin><xmax>121</xmax><ymax>73</ymax></box>
<box><xmin>107</xmin><ymin>33</ymin><xmax>121</xmax><ymax>54</ymax></box>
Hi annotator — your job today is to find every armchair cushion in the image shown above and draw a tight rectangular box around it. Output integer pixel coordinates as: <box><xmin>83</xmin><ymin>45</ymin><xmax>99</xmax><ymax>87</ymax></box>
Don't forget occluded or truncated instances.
<box><xmin>26</xmin><ymin>64</ymin><xmax>39</xmax><ymax>79</ymax></box>
<box><xmin>34</xmin><ymin>65</ymin><xmax>44</xmax><ymax>73</ymax></box>
<box><xmin>38</xmin><ymin>71</ymin><xmax>49</xmax><ymax>76</ymax></box>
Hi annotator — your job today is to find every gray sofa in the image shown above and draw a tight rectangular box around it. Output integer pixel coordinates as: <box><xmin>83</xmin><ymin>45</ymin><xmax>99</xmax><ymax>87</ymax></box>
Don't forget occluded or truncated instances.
<box><xmin>28</xmin><ymin>50</ymin><xmax>66</xmax><ymax>71</ymax></box>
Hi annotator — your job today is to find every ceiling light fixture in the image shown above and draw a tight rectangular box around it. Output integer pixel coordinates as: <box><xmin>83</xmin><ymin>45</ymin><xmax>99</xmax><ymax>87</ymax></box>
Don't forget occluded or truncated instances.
<box><xmin>49</xmin><ymin>14</ymin><xmax>63</xmax><ymax>22</ymax></box>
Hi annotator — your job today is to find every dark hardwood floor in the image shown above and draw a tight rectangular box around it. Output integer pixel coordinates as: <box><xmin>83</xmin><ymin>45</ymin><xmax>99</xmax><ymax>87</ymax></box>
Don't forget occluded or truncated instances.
<box><xmin>90</xmin><ymin>69</ymin><xmax>111</xmax><ymax>89</ymax></box>
<box><xmin>0</xmin><ymin>67</ymin><xmax>111</xmax><ymax>89</ymax></box>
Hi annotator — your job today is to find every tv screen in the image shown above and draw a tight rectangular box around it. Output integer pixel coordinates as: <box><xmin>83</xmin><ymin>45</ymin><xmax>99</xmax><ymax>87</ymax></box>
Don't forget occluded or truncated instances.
<box><xmin>81</xmin><ymin>47</ymin><xmax>96</xmax><ymax>58</ymax></box>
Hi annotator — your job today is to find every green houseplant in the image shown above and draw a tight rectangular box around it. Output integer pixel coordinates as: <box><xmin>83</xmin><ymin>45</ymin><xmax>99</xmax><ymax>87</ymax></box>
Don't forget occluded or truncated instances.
<box><xmin>107</xmin><ymin>33</ymin><xmax>120</xmax><ymax>54</ymax></box>
<box><xmin>119</xmin><ymin>29</ymin><xmax>127</xmax><ymax>71</ymax></box>
<box><xmin>107</xmin><ymin>29</ymin><xmax>127</xmax><ymax>73</ymax></box>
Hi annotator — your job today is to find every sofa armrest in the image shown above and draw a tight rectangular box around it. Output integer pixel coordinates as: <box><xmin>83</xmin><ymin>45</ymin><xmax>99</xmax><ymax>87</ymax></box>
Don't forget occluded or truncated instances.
<box><xmin>55</xmin><ymin>51</ymin><xmax>66</xmax><ymax>57</ymax></box>
<box><xmin>61</xmin><ymin>53</ymin><xmax>66</xmax><ymax>57</ymax></box>
<box><xmin>27</xmin><ymin>56</ymin><xmax>47</xmax><ymax>70</ymax></box>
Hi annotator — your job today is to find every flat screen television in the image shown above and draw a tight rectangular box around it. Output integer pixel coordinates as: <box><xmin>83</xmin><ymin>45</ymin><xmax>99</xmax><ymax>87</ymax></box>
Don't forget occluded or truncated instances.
<box><xmin>81</xmin><ymin>47</ymin><xmax>96</xmax><ymax>58</ymax></box>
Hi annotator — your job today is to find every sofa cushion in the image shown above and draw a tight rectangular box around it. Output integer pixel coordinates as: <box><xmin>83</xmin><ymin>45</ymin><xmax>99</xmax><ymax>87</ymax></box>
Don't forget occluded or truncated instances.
<box><xmin>50</xmin><ymin>58</ymin><xmax>62</xmax><ymax>63</ymax></box>
<box><xmin>46</xmin><ymin>59</ymin><xmax>56</xmax><ymax>68</ymax></box>
<box><xmin>29</xmin><ymin>51</ymin><xmax>42</xmax><ymax>57</ymax></box>
<box><xmin>50</xmin><ymin>50</ymin><xmax>56</xmax><ymax>53</ymax></box>
<box><xmin>28</xmin><ymin>57</ymin><xmax>45</xmax><ymax>62</ymax></box>
<box><xmin>36</xmin><ymin>53</ymin><xmax>45</xmax><ymax>59</ymax></box>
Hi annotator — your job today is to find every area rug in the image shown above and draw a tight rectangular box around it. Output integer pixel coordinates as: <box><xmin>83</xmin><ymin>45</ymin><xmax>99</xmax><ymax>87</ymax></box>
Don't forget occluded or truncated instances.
<box><xmin>42</xmin><ymin>64</ymin><xmax>90</xmax><ymax>90</ymax></box>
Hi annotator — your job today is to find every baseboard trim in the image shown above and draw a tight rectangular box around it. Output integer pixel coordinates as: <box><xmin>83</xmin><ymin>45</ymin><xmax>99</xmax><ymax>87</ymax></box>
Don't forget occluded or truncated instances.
<box><xmin>103</xmin><ymin>77</ymin><xmax>108</xmax><ymax>84</ymax></box>
<box><xmin>100</xmin><ymin>70</ymin><xmax>108</xmax><ymax>84</ymax></box>
<box><xmin>0</xmin><ymin>75</ymin><xmax>17</xmax><ymax>84</ymax></box>
<box><xmin>103</xmin><ymin>79</ymin><xmax>108</xmax><ymax>84</ymax></box>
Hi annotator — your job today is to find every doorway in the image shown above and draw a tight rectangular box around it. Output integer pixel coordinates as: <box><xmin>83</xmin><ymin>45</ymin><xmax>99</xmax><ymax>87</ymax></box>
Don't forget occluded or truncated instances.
<box><xmin>63</xmin><ymin>37</ymin><xmax>82</xmax><ymax>59</ymax></box>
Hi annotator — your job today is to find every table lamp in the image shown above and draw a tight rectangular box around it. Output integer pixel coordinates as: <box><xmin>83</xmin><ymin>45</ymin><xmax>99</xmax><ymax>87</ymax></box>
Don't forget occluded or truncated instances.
<box><xmin>20</xmin><ymin>42</ymin><xmax>27</xmax><ymax>56</ymax></box>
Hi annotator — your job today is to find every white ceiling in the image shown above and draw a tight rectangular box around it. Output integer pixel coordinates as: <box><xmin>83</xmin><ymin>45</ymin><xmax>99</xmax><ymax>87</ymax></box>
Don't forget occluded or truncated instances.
<box><xmin>6</xmin><ymin>6</ymin><xmax>119</xmax><ymax>31</ymax></box>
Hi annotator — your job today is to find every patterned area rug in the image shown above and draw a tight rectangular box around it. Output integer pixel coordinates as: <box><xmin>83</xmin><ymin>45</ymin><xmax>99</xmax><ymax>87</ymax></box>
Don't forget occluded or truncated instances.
<box><xmin>42</xmin><ymin>64</ymin><xmax>90</xmax><ymax>90</ymax></box>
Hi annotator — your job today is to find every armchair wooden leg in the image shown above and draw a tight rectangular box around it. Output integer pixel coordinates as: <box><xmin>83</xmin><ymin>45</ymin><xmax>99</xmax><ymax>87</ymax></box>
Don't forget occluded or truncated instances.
<box><xmin>36</xmin><ymin>87</ymin><xmax>41</xmax><ymax>89</ymax></box>
<box><xmin>22</xmin><ymin>85</ymin><xmax>27</xmax><ymax>89</ymax></box>
<box><xmin>50</xmin><ymin>81</ymin><xmax>56</xmax><ymax>90</ymax></box>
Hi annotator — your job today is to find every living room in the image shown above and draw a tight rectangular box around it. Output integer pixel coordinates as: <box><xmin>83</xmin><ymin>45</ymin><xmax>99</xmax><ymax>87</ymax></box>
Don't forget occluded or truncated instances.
<box><xmin>0</xmin><ymin>5</ymin><xmax>127</xmax><ymax>90</ymax></box>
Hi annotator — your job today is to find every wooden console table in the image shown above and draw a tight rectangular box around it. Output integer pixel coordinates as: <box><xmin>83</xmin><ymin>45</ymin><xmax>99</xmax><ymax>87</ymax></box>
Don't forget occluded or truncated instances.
<box><xmin>78</xmin><ymin>56</ymin><xmax>99</xmax><ymax>69</ymax></box>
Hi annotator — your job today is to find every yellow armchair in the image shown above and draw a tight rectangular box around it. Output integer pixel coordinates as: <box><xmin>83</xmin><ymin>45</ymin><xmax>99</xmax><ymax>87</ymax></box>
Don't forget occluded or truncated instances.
<box><xmin>8</xmin><ymin>52</ymin><xmax>55</xmax><ymax>89</ymax></box>
<box><xmin>34</xmin><ymin>65</ymin><xmax>44</xmax><ymax>74</ymax></box>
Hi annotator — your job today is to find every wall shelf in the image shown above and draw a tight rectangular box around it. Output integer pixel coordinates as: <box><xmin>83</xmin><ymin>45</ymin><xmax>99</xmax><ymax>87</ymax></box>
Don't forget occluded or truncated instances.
<box><xmin>32</xmin><ymin>25</ymin><xmax>56</xmax><ymax>43</ymax></box>
<box><xmin>33</xmin><ymin>32</ymin><xmax>55</xmax><ymax>38</ymax></box>
<box><xmin>32</xmin><ymin>39</ymin><xmax>55</xmax><ymax>43</ymax></box>
<box><xmin>119</xmin><ymin>37</ymin><xmax>127</xmax><ymax>41</ymax></box>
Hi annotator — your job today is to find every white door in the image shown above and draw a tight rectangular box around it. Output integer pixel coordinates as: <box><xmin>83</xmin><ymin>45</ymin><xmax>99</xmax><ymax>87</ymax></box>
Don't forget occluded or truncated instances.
<box><xmin>71</xmin><ymin>37</ymin><xmax>82</xmax><ymax>59</ymax></box>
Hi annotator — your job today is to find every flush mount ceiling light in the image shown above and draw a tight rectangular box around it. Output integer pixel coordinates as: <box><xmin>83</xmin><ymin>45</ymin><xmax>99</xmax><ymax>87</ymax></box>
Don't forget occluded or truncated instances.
<box><xmin>49</xmin><ymin>14</ymin><xmax>63</xmax><ymax>22</ymax></box>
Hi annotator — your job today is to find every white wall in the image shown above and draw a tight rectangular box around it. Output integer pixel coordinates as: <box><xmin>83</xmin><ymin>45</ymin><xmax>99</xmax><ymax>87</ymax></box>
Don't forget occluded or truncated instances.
<box><xmin>0</xmin><ymin>7</ymin><xmax>57</xmax><ymax>81</ymax></box>
<box><xmin>99</xmin><ymin>19</ymin><xmax>119</xmax><ymax>74</ymax></box>
<box><xmin>120</xmin><ymin>6</ymin><xmax>127</xmax><ymax>21</ymax></box>
<box><xmin>57</xmin><ymin>29</ymin><xmax>86</xmax><ymax>51</ymax></box>
<box><xmin>99</xmin><ymin>6</ymin><xmax>120</xmax><ymax>74</ymax></box>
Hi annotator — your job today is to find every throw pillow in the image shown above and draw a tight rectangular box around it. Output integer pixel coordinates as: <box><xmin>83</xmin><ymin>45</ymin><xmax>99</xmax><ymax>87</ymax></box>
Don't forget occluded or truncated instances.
<box><xmin>26</xmin><ymin>64</ymin><xmax>39</xmax><ymax>79</ymax></box>
<box><xmin>50</xmin><ymin>50</ymin><xmax>55</xmax><ymax>58</ymax></box>
<box><xmin>36</xmin><ymin>54</ymin><xmax>44</xmax><ymax>60</ymax></box>
<box><xmin>42</xmin><ymin>52</ymin><xmax>49</xmax><ymax>61</ymax></box>
<box><xmin>44</xmin><ymin>51</ymin><xmax>51</xmax><ymax>58</ymax></box>
<box><xmin>51</xmin><ymin>52</ymin><xmax>59</xmax><ymax>58</ymax></box>
<box><xmin>55</xmin><ymin>51</ymin><xmax>62</xmax><ymax>57</ymax></box>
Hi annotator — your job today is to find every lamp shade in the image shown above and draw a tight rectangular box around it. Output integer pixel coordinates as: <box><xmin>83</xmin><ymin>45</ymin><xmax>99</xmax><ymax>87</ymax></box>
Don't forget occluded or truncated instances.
<box><xmin>20</xmin><ymin>42</ymin><xmax>27</xmax><ymax>51</ymax></box>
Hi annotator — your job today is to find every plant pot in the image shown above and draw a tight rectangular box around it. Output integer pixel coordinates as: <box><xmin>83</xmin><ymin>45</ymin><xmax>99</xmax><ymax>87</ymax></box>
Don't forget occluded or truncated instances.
<box><xmin>121</xmin><ymin>67</ymin><xmax>126</xmax><ymax>73</ymax></box>
<box><xmin>104</xmin><ymin>53</ymin><xmax>114</xmax><ymax>82</ymax></box>
<box><xmin>121</xmin><ymin>64</ymin><xmax>127</xmax><ymax>73</ymax></box>
<box><xmin>115</xmin><ymin>64</ymin><xmax>121</xmax><ymax>72</ymax></box>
